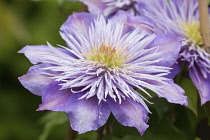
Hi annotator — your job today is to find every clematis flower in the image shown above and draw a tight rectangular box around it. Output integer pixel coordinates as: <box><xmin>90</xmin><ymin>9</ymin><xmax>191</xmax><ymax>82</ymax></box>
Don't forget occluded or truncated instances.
<box><xmin>71</xmin><ymin>0</ymin><xmax>140</xmax><ymax>17</ymax></box>
<box><xmin>18</xmin><ymin>12</ymin><xmax>187</xmax><ymax>134</ymax></box>
<box><xmin>139</xmin><ymin>0</ymin><xmax>210</xmax><ymax>105</ymax></box>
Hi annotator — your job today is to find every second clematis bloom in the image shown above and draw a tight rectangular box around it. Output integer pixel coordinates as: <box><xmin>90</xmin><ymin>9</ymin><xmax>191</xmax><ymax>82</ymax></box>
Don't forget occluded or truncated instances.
<box><xmin>139</xmin><ymin>0</ymin><xmax>210</xmax><ymax>105</ymax></box>
<box><xmin>71</xmin><ymin>0</ymin><xmax>140</xmax><ymax>17</ymax></box>
<box><xmin>18</xmin><ymin>12</ymin><xmax>187</xmax><ymax>134</ymax></box>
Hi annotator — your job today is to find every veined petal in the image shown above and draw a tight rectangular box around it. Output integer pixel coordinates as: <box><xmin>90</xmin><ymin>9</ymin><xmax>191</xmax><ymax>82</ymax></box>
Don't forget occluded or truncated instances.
<box><xmin>189</xmin><ymin>67</ymin><xmax>210</xmax><ymax>105</ymax></box>
<box><xmin>37</xmin><ymin>81</ymin><xmax>72</xmax><ymax>111</ymax></box>
<box><xmin>60</xmin><ymin>12</ymin><xmax>95</xmax><ymax>38</ymax></box>
<box><xmin>18</xmin><ymin>64</ymin><xmax>53</xmax><ymax>96</ymax></box>
<box><xmin>19</xmin><ymin>45</ymin><xmax>77</xmax><ymax>65</ymax></box>
<box><xmin>108</xmin><ymin>97</ymin><xmax>149</xmax><ymax>135</ymax></box>
<box><xmin>66</xmin><ymin>92</ymin><xmax>111</xmax><ymax>134</ymax></box>
<box><xmin>146</xmin><ymin>33</ymin><xmax>182</xmax><ymax>67</ymax></box>
<box><xmin>76</xmin><ymin>0</ymin><xmax>106</xmax><ymax>15</ymax></box>
<box><xmin>155</xmin><ymin>80</ymin><xmax>188</xmax><ymax>106</ymax></box>
<box><xmin>112</xmin><ymin>10</ymin><xmax>155</xmax><ymax>34</ymax></box>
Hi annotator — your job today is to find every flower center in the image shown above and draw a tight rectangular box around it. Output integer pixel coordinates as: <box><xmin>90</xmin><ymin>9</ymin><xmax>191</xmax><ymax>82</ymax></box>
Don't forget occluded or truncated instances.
<box><xmin>179</xmin><ymin>21</ymin><xmax>203</xmax><ymax>46</ymax></box>
<box><xmin>85</xmin><ymin>43</ymin><xmax>127</xmax><ymax>68</ymax></box>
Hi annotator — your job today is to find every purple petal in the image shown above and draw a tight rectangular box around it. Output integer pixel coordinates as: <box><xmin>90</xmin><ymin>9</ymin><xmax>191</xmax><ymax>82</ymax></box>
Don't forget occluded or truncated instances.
<box><xmin>166</xmin><ymin>59</ymin><xmax>182</xmax><ymax>79</ymax></box>
<box><xmin>171</xmin><ymin>0</ymin><xmax>197</xmax><ymax>5</ymax></box>
<box><xmin>77</xmin><ymin>0</ymin><xmax>106</xmax><ymax>15</ymax></box>
<box><xmin>189</xmin><ymin>67</ymin><xmax>210</xmax><ymax>105</ymax></box>
<box><xmin>18</xmin><ymin>45</ymin><xmax>51</xmax><ymax>64</ymax></box>
<box><xmin>112</xmin><ymin>11</ymin><xmax>155</xmax><ymax>34</ymax></box>
<box><xmin>37</xmin><ymin>81</ymin><xmax>72</xmax><ymax>111</ymax></box>
<box><xmin>18</xmin><ymin>64</ymin><xmax>53</xmax><ymax>96</ymax></box>
<box><xmin>19</xmin><ymin>45</ymin><xmax>76</xmax><ymax>64</ymax></box>
<box><xmin>146</xmin><ymin>33</ymin><xmax>182</xmax><ymax>67</ymax></box>
<box><xmin>108</xmin><ymin>97</ymin><xmax>149</xmax><ymax>135</ymax></box>
<box><xmin>66</xmin><ymin>92</ymin><xmax>110</xmax><ymax>134</ymax></box>
<box><xmin>156</xmin><ymin>80</ymin><xmax>188</xmax><ymax>106</ymax></box>
<box><xmin>60</xmin><ymin>12</ymin><xmax>95</xmax><ymax>36</ymax></box>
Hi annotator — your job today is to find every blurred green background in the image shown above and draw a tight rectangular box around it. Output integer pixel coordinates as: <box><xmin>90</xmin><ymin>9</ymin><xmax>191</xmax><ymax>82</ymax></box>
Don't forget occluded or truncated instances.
<box><xmin>0</xmin><ymin>0</ymin><xmax>81</xmax><ymax>139</ymax></box>
<box><xmin>1</xmin><ymin>0</ymin><xmax>210</xmax><ymax>140</ymax></box>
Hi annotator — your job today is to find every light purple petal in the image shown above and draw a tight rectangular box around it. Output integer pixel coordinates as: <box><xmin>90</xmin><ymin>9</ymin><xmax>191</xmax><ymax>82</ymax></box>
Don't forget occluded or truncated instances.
<box><xmin>146</xmin><ymin>33</ymin><xmax>182</xmax><ymax>67</ymax></box>
<box><xmin>112</xmin><ymin>11</ymin><xmax>155</xmax><ymax>34</ymax></box>
<box><xmin>18</xmin><ymin>64</ymin><xmax>53</xmax><ymax>96</ymax></box>
<box><xmin>189</xmin><ymin>67</ymin><xmax>210</xmax><ymax>105</ymax></box>
<box><xmin>19</xmin><ymin>45</ymin><xmax>76</xmax><ymax>64</ymax></box>
<box><xmin>60</xmin><ymin>12</ymin><xmax>95</xmax><ymax>36</ymax></box>
<box><xmin>171</xmin><ymin>0</ymin><xmax>197</xmax><ymax>5</ymax></box>
<box><xmin>155</xmin><ymin>80</ymin><xmax>188</xmax><ymax>106</ymax></box>
<box><xmin>19</xmin><ymin>45</ymin><xmax>51</xmax><ymax>64</ymax></box>
<box><xmin>66</xmin><ymin>92</ymin><xmax>110</xmax><ymax>134</ymax></box>
<box><xmin>108</xmin><ymin>97</ymin><xmax>149</xmax><ymax>135</ymax></box>
<box><xmin>37</xmin><ymin>81</ymin><xmax>72</xmax><ymax>111</ymax></box>
<box><xmin>77</xmin><ymin>0</ymin><xmax>106</xmax><ymax>15</ymax></box>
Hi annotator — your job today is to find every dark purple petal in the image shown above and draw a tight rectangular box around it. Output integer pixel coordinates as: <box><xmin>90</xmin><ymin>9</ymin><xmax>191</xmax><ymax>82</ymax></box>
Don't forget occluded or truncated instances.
<box><xmin>166</xmin><ymin>59</ymin><xmax>182</xmax><ymax>79</ymax></box>
<box><xmin>189</xmin><ymin>67</ymin><xmax>210</xmax><ymax>105</ymax></box>
<box><xmin>156</xmin><ymin>80</ymin><xmax>188</xmax><ymax>106</ymax></box>
<box><xmin>66</xmin><ymin>92</ymin><xmax>110</xmax><ymax>134</ymax></box>
<box><xmin>37</xmin><ymin>81</ymin><xmax>72</xmax><ymax>111</ymax></box>
<box><xmin>146</xmin><ymin>33</ymin><xmax>182</xmax><ymax>67</ymax></box>
<box><xmin>18</xmin><ymin>64</ymin><xmax>53</xmax><ymax>96</ymax></box>
<box><xmin>108</xmin><ymin>97</ymin><xmax>149</xmax><ymax>135</ymax></box>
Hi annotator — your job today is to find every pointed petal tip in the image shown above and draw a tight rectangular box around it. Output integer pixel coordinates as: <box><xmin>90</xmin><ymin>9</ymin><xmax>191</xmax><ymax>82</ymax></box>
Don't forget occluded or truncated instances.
<box><xmin>201</xmin><ymin>98</ymin><xmax>210</xmax><ymax>105</ymax></box>
<box><xmin>181</xmin><ymin>98</ymin><xmax>188</xmax><ymax>106</ymax></box>
<box><xmin>36</xmin><ymin>106</ymin><xmax>45</xmax><ymax>111</ymax></box>
<box><xmin>18</xmin><ymin>45</ymin><xmax>27</xmax><ymax>53</ymax></box>
<box><xmin>18</xmin><ymin>49</ymin><xmax>23</xmax><ymax>53</ymax></box>
<box><xmin>139</xmin><ymin>124</ymin><xmax>149</xmax><ymax>136</ymax></box>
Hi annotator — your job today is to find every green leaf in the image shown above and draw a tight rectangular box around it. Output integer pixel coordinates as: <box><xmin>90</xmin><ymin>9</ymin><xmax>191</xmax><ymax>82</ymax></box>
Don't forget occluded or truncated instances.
<box><xmin>112</xmin><ymin>122</ymin><xmax>139</xmax><ymax>138</ymax></box>
<box><xmin>141</xmin><ymin>121</ymin><xmax>186</xmax><ymax>140</ymax></box>
<box><xmin>111</xmin><ymin>120</ymin><xmax>186</xmax><ymax>140</ymax></box>
<box><xmin>57</xmin><ymin>0</ymin><xmax>66</xmax><ymax>6</ymax></box>
<box><xmin>38</xmin><ymin>112</ymin><xmax>68</xmax><ymax>140</ymax></box>
<box><xmin>111</xmin><ymin>112</ymin><xmax>186</xmax><ymax>140</ymax></box>
<box><xmin>148</xmin><ymin>98</ymin><xmax>171</xmax><ymax>121</ymax></box>
<box><xmin>180</xmin><ymin>78</ymin><xmax>198</xmax><ymax>116</ymax></box>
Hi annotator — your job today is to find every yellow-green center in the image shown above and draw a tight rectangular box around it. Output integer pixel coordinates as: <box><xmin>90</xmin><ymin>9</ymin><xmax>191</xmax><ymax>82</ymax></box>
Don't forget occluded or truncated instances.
<box><xmin>85</xmin><ymin>44</ymin><xmax>127</xmax><ymax>68</ymax></box>
<box><xmin>178</xmin><ymin>21</ymin><xmax>203</xmax><ymax>45</ymax></box>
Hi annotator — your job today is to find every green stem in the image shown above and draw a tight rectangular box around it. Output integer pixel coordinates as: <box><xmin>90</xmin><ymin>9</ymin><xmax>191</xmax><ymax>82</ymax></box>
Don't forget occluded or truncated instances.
<box><xmin>167</xmin><ymin>104</ymin><xmax>176</xmax><ymax>124</ymax></box>
<box><xmin>97</xmin><ymin>126</ymin><xmax>104</xmax><ymax>140</ymax></box>
<box><xmin>198</xmin><ymin>0</ymin><xmax>210</xmax><ymax>53</ymax></box>
<box><xmin>66</xmin><ymin>124</ymin><xmax>77</xmax><ymax>140</ymax></box>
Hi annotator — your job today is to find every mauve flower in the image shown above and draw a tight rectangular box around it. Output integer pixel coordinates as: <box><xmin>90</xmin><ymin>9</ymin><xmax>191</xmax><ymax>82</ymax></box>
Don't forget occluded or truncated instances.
<box><xmin>19</xmin><ymin>12</ymin><xmax>187</xmax><ymax>134</ymax></box>
<box><xmin>139</xmin><ymin>0</ymin><xmax>210</xmax><ymax>104</ymax></box>
<box><xmin>71</xmin><ymin>0</ymin><xmax>140</xmax><ymax>17</ymax></box>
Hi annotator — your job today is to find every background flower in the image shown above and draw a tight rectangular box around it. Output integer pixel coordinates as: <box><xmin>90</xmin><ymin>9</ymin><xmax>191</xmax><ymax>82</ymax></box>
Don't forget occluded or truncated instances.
<box><xmin>139</xmin><ymin>0</ymin><xmax>210</xmax><ymax>105</ymax></box>
<box><xmin>70</xmin><ymin>0</ymin><xmax>141</xmax><ymax>16</ymax></box>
